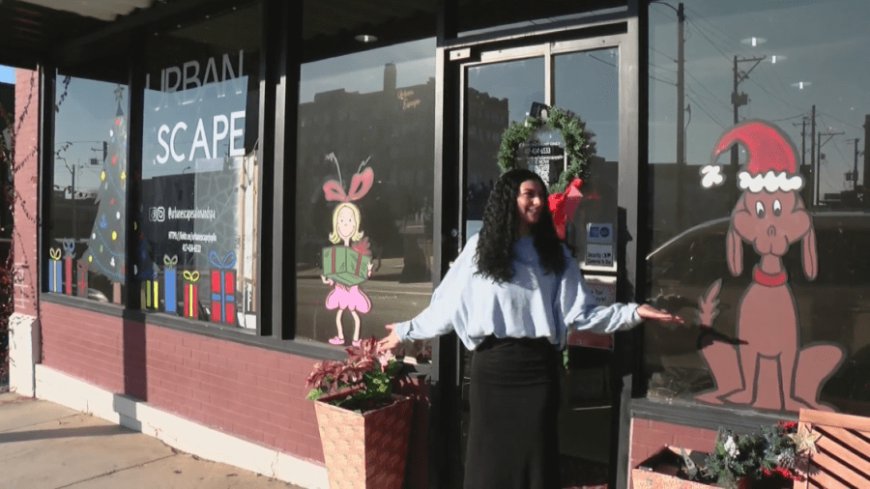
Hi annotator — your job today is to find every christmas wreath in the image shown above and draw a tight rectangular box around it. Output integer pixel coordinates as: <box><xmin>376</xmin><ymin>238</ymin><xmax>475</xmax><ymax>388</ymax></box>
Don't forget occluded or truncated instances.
<box><xmin>496</xmin><ymin>105</ymin><xmax>596</xmax><ymax>194</ymax></box>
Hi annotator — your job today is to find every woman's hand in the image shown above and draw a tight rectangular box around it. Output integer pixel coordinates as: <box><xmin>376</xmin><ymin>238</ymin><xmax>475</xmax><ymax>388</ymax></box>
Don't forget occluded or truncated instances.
<box><xmin>377</xmin><ymin>324</ymin><xmax>401</xmax><ymax>353</ymax></box>
<box><xmin>320</xmin><ymin>274</ymin><xmax>334</xmax><ymax>286</ymax></box>
<box><xmin>637</xmin><ymin>304</ymin><xmax>685</xmax><ymax>324</ymax></box>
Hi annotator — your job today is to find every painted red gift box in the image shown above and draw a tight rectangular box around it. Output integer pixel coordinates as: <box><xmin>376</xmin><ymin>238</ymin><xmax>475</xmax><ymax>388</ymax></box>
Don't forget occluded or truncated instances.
<box><xmin>209</xmin><ymin>251</ymin><xmax>236</xmax><ymax>324</ymax></box>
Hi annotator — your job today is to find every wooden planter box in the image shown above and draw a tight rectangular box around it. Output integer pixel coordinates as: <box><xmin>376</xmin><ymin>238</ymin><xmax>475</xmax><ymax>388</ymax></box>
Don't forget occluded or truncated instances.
<box><xmin>314</xmin><ymin>393</ymin><xmax>414</xmax><ymax>489</ymax></box>
<box><xmin>632</xmin><ymin>447</ymin><xmax>759</xmax><ymax>489</ymax></box>
<box><xmin>633</xmin><ymin>469</ymin><xmax>720</xmax><ymax>489</ymax></box>
<box><xmin>633</xmin><ymin>447</ymin><xmax>718</xmax><ymax>489</ymax></box>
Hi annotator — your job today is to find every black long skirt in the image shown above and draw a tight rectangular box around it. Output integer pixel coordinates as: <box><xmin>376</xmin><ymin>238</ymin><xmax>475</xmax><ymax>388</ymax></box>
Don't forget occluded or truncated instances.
<box><xmin>464</xmin><ymin>336</ymin><xmax>562</xmax><ymax>489</ymax></box>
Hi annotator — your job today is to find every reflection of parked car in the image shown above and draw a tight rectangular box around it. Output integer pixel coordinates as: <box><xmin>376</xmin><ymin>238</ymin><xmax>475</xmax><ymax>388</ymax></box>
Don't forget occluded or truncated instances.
<box><xmin>88</xmin><ymin>288</ymin><xmax>109</xmax><ymax>303</ymax></box>
<box><xmin>644</xmin><ymin>211</ymin><xmax>870</xmax><ymax>411</ymax></box>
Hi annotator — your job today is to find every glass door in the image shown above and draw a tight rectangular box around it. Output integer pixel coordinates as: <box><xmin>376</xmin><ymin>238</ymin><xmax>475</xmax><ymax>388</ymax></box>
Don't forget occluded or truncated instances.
<box><xmin>452</xmin><ymin>34</ymin><xmax>626</xmax><ymax>488</ymax></box>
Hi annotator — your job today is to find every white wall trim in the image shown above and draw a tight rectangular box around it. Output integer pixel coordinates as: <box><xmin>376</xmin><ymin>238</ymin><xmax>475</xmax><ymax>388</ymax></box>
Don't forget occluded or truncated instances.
<box><xmin>8</xmin><ymin>312</ymin><xmax>40</xmax><ymax>397</ymax></box>
<box><xmin>34</xmin><ymin>364</ymin><xmax>329</xmax><ymax>489</ymax></box>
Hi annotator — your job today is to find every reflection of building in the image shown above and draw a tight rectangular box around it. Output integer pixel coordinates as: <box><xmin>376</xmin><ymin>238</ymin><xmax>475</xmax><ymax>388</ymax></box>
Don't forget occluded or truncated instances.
<box><xmin>297</xmin><ymin>64</ymin><xmax>434</xmax><ymax>220</ymax></box>
<box><xmin>465</xmin><ymin>87</ymin><xmax>509</xmax><ymax>219</ymax></box>
<box><xmin>296</xmin><ymin>65</ymin><xmax>436</xmax><ymax>270</ymax></box>
<box><xmin>49</xmin><ymin>190</ymin><xmax>98</xmax><ymax>241</ymax></box>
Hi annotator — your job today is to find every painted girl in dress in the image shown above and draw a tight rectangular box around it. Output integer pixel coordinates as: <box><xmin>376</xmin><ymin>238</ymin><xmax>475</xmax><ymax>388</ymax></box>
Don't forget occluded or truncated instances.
<box><xmin>320</xmin><ymin>154</ymin><xmax>375</xmax><ymax>346</ymax></box>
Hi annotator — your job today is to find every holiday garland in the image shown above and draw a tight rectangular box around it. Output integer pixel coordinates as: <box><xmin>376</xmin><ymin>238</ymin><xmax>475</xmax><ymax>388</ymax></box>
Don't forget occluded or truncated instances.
<box><xmin>496</xmin><ymin>106</ymin><xmax>596</xmax><ymax>193</ymax></box>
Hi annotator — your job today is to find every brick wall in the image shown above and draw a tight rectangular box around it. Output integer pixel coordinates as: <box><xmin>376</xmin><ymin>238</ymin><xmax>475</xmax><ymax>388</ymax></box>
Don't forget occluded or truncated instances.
<box><xmin>12</xmin><ymin>69</ymin><xmax>39</xmax><ymax>317</ymax></box>
<box><xmin>40</xmin><ymin>302</ymin><xmax>325</xmax><ymax>462</ymax></box>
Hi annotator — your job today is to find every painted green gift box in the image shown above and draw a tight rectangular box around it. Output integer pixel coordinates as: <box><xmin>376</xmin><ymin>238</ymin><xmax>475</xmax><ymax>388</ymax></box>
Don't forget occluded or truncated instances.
<box><xmin>322</xmin><ymin>245</ymin><xmax>371</xmax><ymax>286</ymax></box>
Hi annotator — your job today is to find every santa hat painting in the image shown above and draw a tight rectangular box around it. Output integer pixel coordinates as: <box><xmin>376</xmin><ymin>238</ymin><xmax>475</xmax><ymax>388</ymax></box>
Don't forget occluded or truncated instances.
<box><xmin>712</xmin><ymin>120</ymin><xmax>804</xmax><ymax>193</ymax></box>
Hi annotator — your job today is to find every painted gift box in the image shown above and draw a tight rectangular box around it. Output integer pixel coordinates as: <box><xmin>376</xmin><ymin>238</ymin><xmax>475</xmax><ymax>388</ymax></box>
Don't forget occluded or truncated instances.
<box><xmin>48</xmin><ymin>247</ymin><xmax>63</xmax><ymax>293</ymax></box>
<box><xmin>209</xmin><ymin>251</ymin><xmax>236</xmax><ymax>324</ymax></box>
<box><xmin>322</xmin><ymin>245</ymin><xmax>371</xmax><ymax>286</ymax></box>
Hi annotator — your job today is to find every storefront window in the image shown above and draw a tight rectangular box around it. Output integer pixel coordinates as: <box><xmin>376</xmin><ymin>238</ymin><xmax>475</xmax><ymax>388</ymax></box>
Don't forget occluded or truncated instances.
<box><xmin>295</xmin><ymin>38</ymin><xmax>435</xmax><ymax>357</ymax></box>
<box><xmin>645</xmin><ymin>0</ymin><xmax>870</xmax><ymax>415</ymax></box>
<box><xmin>139</xmin><ymin>2</ymin><xmax>260</xmax><ymax>329</ymax></box>
<box><xmin>49</xmin><ymin>74</ymin><xmax>129</xmax><ymax>303</ymax></box>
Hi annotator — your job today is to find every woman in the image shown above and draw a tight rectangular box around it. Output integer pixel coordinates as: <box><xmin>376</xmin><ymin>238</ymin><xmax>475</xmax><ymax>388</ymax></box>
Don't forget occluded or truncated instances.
<box><xmin>378</xmin><ymin>169</ymin><xmax>683</xmax><ymax>489</ymax></box>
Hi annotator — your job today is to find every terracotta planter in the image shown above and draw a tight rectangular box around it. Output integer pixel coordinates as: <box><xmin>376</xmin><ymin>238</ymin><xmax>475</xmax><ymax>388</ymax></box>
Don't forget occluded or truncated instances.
<box><xmin>314</xmin><ymin>393</ymin><xmax>414</xmax><ymax>489</ymax></box>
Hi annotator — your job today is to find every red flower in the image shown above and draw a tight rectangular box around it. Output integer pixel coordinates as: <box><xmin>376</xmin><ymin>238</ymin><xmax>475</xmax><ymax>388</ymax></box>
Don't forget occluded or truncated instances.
<box><xmin>778</xmin><ymin>421</ymin><xmax>798</xmax><ymax>430</ymax></box>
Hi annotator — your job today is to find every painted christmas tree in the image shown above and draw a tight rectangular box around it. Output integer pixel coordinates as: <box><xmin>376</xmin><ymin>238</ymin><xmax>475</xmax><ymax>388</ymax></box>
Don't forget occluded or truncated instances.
<box><xmin>83</xmin><ymin>86</ymin><xmax>127</xmax><ymax>303</ymax></box>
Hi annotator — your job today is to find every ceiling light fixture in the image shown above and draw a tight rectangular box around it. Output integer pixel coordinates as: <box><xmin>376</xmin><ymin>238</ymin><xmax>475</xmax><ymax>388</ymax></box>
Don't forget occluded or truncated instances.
<box><xmin>790</xmin><ymin>81</ymin><xmax>812</xmax><ymax>90</ymax></box>
<box><xmin>740</xmin><ymin>36</ymin><xmax>766</xmax><ymax>47</ymax></box>
<box><xmin>769</xmin><ymin>55</ymin><xmax>787</xmax><ymax>64</ymax></box>
<box><xmin>355</xmin><ymin>34</ymin><xmax>378</xmax><ymax>43</ymax></box>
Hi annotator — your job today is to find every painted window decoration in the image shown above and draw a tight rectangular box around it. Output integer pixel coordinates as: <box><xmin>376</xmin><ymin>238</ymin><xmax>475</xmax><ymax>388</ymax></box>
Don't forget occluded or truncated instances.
<box><xmin>138</xmin><ymin>3</ymin><xmax>260</xmax><ymax>330</ymax></box>
<box><xmin>646</xmin><ymin>0</ymin><xmax>870</xmax><ymax>416</ymax></box>
<box><xmin>320</xmin><ymin>155</ymin><xmax>375</xmax><ymax>346</ymax></box>
<box><xmin>49</xmin><ymin>76</ymin><xmax>128</xmax><ymax>303</ymax></box>
<box><xmin>694</xmin><ymin>121</ymin><xmax>844</xmax><ymax>412</ymax></box>
<box><xmin>295</xmin><ymin>38</ymin><xmax>436</xmax><ymax>355</ymax></box>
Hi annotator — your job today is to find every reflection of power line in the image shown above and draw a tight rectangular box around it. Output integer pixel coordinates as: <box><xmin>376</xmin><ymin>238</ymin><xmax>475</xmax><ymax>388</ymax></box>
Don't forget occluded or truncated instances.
<box><xmin>686</xmin><ymin>93</ymin><xmax>727</xmax><ymax>128</ymax></box>
<box><xmin>686</xmin><ymin>22</ymin><xmax>732</xmax><ymax>64</ymax></box>
<box><xmin>648</xmin><ymin>67</ymin><xmax>677</xmax><ymax>87</ymax></box>
<box><xmin>745</xmin><ymin>77</ymin><xmax>805</xmax><ymax>115</ymax></box>
<box><xmin>651</xmin><ymin>68</ymin><xmax>727</xmax><ymax>130</ymax></box>
<box><xmin>684</xmin><ymin>6</ymin><xmax>741</xmax><ymax>61</ymax></box>
<box><xmin>817</xmin><ymin>110</ymin><xmax>863</xmax><ymax>132</ymax></box>
<box><xmin>588</xmin><ymin>54</ymin><xmax>616</xmax><ymax>69</ymax></box>
<box><xmin>684</xmin><ymin>69</ymin><xmax>731</xmax><ymax>111</ymax></box>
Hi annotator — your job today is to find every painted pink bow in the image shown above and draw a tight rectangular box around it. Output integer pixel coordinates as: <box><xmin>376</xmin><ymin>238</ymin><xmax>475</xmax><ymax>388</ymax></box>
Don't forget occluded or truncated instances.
<box><xmin>548</xmin><ymin>178</ymin><xmax>584</xmax><ymax>241</ymax></box>
<box><xmin>322</xmin><ymin>167</ymin><xmax>374</xmax><ymax>202</ymax></box>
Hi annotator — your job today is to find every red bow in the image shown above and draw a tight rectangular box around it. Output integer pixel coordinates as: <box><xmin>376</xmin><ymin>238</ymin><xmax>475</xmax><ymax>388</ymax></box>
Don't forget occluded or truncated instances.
<box><xmin>548</xmin><ymin>178</ymin><xmax>584</xmax><ymax>240</ymax></box>
<box><xmin>322</xmin><ymin>166</ymin><xmax>374</xmax><ymax>202</ymax></box>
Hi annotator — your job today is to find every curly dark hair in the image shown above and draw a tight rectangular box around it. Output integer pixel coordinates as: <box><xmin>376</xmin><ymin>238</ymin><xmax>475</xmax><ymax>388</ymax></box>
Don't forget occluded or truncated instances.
<box><xmin>475</xmin><ymin>169</ymin><xmax>566</xmax><ymax>283</ymax></box>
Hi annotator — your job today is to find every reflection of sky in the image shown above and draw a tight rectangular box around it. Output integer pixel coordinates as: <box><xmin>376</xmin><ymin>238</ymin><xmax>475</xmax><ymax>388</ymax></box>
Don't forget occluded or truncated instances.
<box><xmin>649</xmin><ymin>0</ymin><xmax>870</xmax><ymax>196</ymax></box>
<box><xmin>142</xmin><ymin>77</ymin><xmax>248</xmax><ymax>179</ymax></box>
<box><xmin>300</xmin><ymin>38</ymin><xmax>435</xmax><ymax>102</ymax></box>
<box><xmin>54</xmin><ymin>77</ymin><xmax>126</xmax><ymax>192</ymax></box>
<box><xmin>466</xmin><ymin>50</ymin><xmax>619</xmax><ymax>162</ymax></box>
<box><xmin>0</xmin><ymin>65</ymin><xmax>13</xmax><ymax>83</ymax></box>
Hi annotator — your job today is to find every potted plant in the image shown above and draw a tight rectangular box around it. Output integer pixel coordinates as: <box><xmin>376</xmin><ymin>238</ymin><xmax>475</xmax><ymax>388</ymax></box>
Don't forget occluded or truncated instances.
<box><xmin>634</xmin><ymin>421</ymin><xmax>816</xmax><ymax>489</ymax></box>
<box><xmin>701</xmin><ymin>421</ymin><xmax>814</xmax><ymax>488</ymax></box>
<box><xmin>306</xmin><ymin>337</ymin><xmax>413</xmax><ymax>489</ymax></box>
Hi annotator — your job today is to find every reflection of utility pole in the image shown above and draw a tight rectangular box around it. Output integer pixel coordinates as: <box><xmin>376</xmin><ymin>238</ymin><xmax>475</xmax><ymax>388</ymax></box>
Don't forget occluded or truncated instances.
<box><xmin>864</xmin><ymin>115</ymin><xmax>870</xmax><ymax>205</ymax></box>
<box><xmin>675</xmin><ymin>3</ymin><xmax>687</xmax><ymax>229</ymax></box>
<box><xmin>849</xmin><ymin>138</ymin><xmax>861</xmax><ymax>190</ymax></box>
<box><xmin>809</xmin><ymin>105</ymin><xmax>816</xmax><ymax>206</ymax></box>
<box><xmin>792</xmin><ymin>117</ymin><xmax>808</xmax><ymax>167</ymax></box>
<box><xmin>652</xmin><ymin>1</ymin><xmax>686</xmax><ymax>227</ymax></box>
<box><xmin>793</xmin><ymin>116</ymin><xmax>810</xmax><ymax>204</ymax></box>
<box><xmin>676</xmin><ymin>3</ymin><xmax>685</xmax><ymax>169</ymax></box>
<box><xmin>816</xmin><ymin>129</ymin><xmax>845</xmax><ymax>205</ymax></box>
<box><xmin>730</xmin><ymin>55</ymin><xmax>766</xmax><ymax>172</ymax></box>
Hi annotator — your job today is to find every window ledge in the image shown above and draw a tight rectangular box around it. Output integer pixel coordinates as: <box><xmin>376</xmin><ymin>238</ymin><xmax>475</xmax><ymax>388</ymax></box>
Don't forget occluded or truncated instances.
<box><xmin>630</xmin><ymin>397</ymin><xmax>796</xmax><ymax>433</ymax></box>
<box><xmin>39</xmin><ymin>292</ymin><xmax>346</xmax><ymax>361</ymax></box>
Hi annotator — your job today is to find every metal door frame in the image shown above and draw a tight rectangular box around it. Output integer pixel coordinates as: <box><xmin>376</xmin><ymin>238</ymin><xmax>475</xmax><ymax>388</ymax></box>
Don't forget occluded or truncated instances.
<box><xmin>431</xmin><ymin>13</ymin><xmax>643</xmax><ymax>488</ymax></box>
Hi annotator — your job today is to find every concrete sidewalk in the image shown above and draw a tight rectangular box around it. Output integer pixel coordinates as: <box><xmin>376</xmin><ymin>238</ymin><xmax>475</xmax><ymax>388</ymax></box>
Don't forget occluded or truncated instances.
<box><xmin>0</xmin><ymin>393</ymin><xmax>303</xmax><ymax>489</ymax></box>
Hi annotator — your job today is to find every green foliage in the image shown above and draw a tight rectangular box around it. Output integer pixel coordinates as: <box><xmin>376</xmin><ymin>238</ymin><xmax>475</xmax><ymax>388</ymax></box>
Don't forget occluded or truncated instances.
<box><xmin>305</xmin><ymin>337</ymin><xmax>406</xmax><ymax>412</ymax></box>
<box><xmin>496</xmin><ymin>105</ymin><xmax>596</xmax><ymax>194</ymax></box>
<box><xmin>700</xmin><ymin>422</ymin><xmax>804</xmax><ymax>488</ymax></box>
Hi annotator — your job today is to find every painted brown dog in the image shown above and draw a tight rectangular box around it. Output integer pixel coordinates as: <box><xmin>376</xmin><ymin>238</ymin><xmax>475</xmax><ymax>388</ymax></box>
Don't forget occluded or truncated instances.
<box><xmin>695</xmin><ymin>121</ymin><xmax>843</xmax><ymax>412</ymax></box>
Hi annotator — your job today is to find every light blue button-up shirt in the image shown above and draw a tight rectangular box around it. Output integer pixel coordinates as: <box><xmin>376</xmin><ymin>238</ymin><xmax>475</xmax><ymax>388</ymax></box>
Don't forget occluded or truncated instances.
<box><xmin>394</xmin><ymin>234</ymin><xmax>642</xmax><ymax>350</ymax></box>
